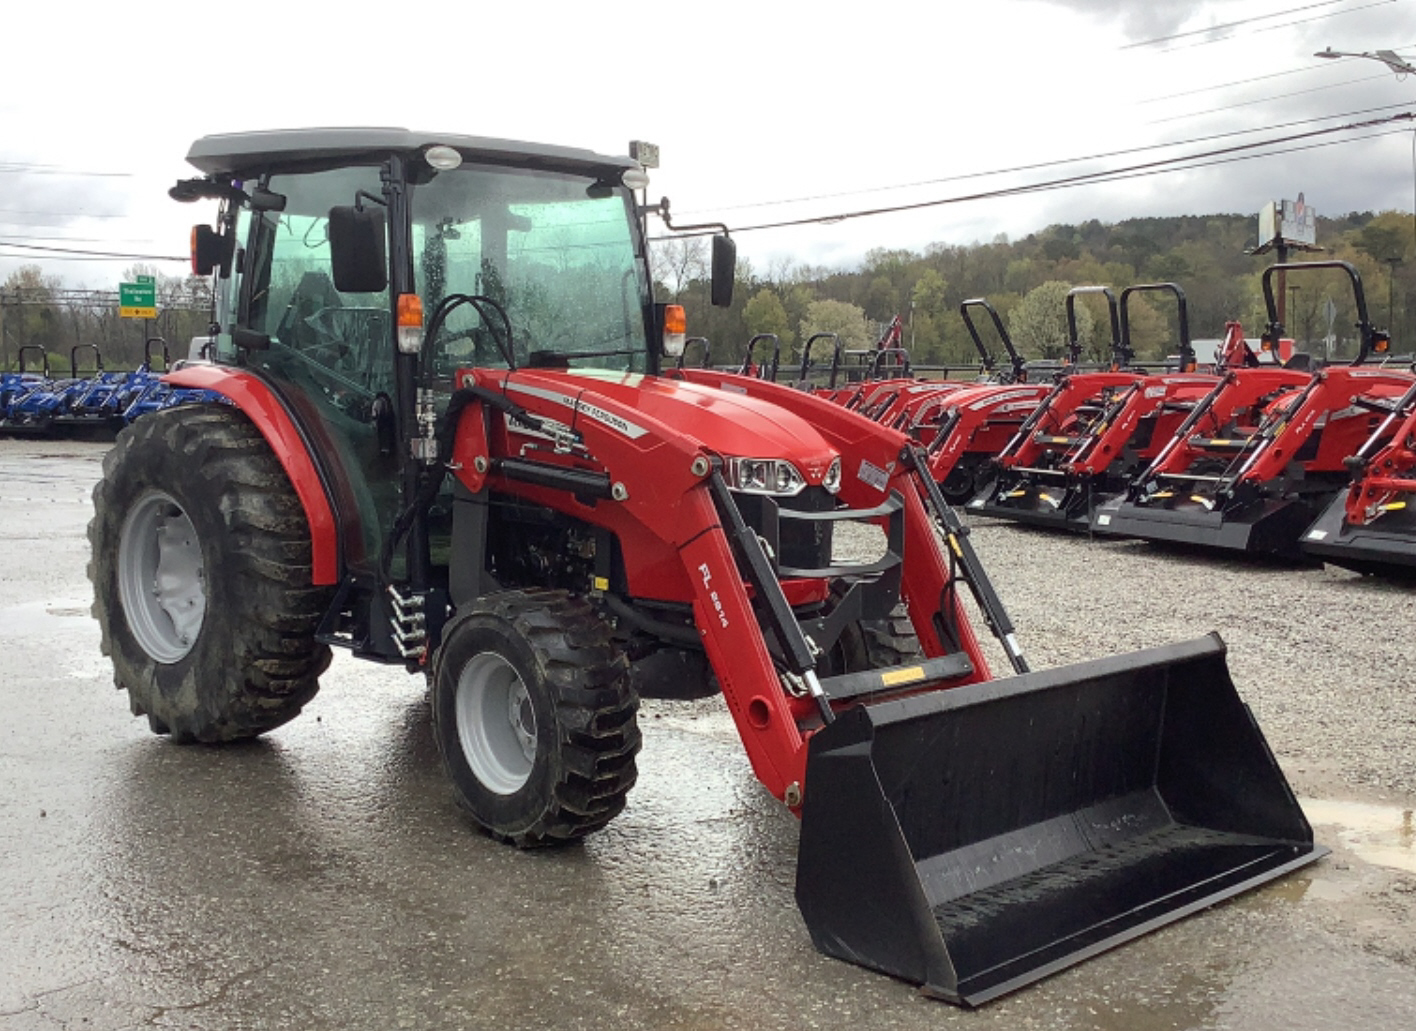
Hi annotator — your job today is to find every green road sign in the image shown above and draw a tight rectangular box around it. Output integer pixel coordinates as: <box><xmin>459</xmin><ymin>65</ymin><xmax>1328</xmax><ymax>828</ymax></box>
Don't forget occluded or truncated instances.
<box><xmin>119</xmin><ymin>280</ymin><xmax>157</xmax><ymax>319</ymax></box>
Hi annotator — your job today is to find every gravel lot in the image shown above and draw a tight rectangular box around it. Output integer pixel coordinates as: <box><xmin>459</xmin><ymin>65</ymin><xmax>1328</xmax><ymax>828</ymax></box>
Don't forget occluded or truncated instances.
<box><xmin>942</xmin><ymin>517</ymin><xmax>1416</xmax><ymax>804</ymax></box>
<box><xmin>2</xmin><ymin>435</ymin><xmax>1413</xmax><ymax>1030</ymax></box>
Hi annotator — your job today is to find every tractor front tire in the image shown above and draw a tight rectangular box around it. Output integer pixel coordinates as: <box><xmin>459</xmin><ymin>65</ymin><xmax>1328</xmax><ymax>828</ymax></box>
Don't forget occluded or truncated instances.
<box><xmin>88</xmin><ymin>405</ymin><xmax>332</xmax><ymax>742</ymax></box>
<box><xmin>431</xmin><ymin>590</ymin><xmax>640</xmax><ymax>847</ymax></box>
<box><xmin>827</xmin><ymin>604</ymin><xmax>926</xmax><ymax>675</ymax></box>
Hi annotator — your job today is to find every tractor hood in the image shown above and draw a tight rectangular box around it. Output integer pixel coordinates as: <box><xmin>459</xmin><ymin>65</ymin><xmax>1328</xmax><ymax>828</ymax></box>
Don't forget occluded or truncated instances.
<box><xmin>494</xmin><ymin>369</ymin><xmax>840</xmax><ymax>486</ymax></box>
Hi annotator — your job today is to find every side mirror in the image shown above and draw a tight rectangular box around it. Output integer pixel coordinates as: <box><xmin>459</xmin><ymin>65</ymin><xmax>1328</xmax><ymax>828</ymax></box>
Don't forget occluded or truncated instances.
<box><xmin>329</xmin><ymin>206</ymin><xmax>388</xmax><ymax>293</ymax></box>
<box><xmin>711</xmin><ymin>234</ymin><xmax>736</xmax><ymax>308</ymax></box>
<box><xmin>191</xmin><ymin>224</ymin><xmax>234</xmax><ymax>277</ymax></box>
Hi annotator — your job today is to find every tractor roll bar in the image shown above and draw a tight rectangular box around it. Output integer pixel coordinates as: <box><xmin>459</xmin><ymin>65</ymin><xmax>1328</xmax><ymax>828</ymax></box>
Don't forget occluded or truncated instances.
<box><xmin>1065</xmin><ymin>287</ymin><xmax>1120</xmax><ymax>368</ymax></box>
<box><xmin>798</xmin><ymin>332</ymin><xmax>841</xmax><ymax>386</ymax></box>
<box><xmin>1261</xmin><ymin>261</ymin><xmax>1382</xmax><ymax>365</ymax></box>
<box><xmin>960</xmin><ymin>298</ymin><xmax>1027</xmax><ymax>383</ymax></box>
<box><xmin>71</xmin><ymin>344</ymin><xmax>103</xmax><ymax>378</ymax></box>
<box><xmin>1120</xmin><ymin>283</ymin><xmax>1191</xmax><ymax>371</ymax></box>
<box><xmin>739</xmin><ymin>334</ymin><xmax>781</xmax><ymax>381</ymax></box>
<box><xmin>17</xmin><ymin>345</ymin><xmax>49</xmax><ymax>378</ymax></box>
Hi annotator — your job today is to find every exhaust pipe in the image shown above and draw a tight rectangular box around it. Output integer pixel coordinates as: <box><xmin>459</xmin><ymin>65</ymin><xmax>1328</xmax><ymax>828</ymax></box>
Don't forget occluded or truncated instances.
<box><xmin>795</xmin><ymin>634</ymin><xmax>1324</xmax><ymax>1006</ymax></box>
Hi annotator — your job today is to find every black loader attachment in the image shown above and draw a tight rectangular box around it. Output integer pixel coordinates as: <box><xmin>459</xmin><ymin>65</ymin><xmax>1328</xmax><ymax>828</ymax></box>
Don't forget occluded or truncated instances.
<box><xmin>796</xmin><ymin>633</ymin><xmax>1324</xmax><ymax>1006</ymax></box>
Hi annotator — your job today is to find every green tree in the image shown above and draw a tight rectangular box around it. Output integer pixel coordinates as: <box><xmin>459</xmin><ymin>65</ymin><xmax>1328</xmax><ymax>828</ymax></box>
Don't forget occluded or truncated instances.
<box><xmin>743</xmin><ymin>289</ymin><xmax>792</xmax><ymax>351</ymax></box>
<box><xmin>911</xmin><ymin>268</ymin><xmax>949</xmax><ymax>316</ymax></box>
<box><xmin>1354</xmin><ymin>213</ymin><xmax>1411</xmax><ymax>263</ymax></box>
<box><xmin>1</xmin><ymin>265</ymin><xmax>65</xmax><ymax>368</ymax></box>
<box><xmin>799</xmin><ymin>298</ymin><xmax>871</xmax><ymax>351</ymax></box>
<box><xmin>1010</xmin><ymin>281</ymin><xmax>1092</xmax><ymax>360</ymax></box>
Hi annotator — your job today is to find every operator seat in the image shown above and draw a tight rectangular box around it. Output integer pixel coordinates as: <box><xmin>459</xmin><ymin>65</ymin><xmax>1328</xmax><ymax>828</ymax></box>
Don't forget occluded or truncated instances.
<box><xmin>276</xmin><ymin>271</ymin><xmax>344</xmax><ymax>350</ymax></box>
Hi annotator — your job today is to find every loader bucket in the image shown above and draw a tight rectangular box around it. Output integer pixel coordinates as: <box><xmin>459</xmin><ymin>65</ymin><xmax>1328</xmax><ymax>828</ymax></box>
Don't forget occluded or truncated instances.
<box><xmin>1301</xmin><ymin>489</ymin><xmax>1416</xmax><ymax>576</ymax></box>
<box><xmin>795</xmin><ymin>635</ymin><xmax>1324</xmax><ymax>1007</ymax></box>
<box><xmin>1090</xmin><ymin>495</ymin><xmax>1321</xmax><ymax>560</ymax></box>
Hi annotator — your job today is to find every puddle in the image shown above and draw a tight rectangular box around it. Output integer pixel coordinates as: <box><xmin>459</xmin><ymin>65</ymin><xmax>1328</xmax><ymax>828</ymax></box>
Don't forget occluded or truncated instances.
<box><xmin>1301</xmin><ymin>798</ymin><xmax>1416</xmax><ymax>874</ymax></box>
<box><xmin>0</xmin><ymin>600</ymin><xmax>94</xmax><ymax>637</ymax></box>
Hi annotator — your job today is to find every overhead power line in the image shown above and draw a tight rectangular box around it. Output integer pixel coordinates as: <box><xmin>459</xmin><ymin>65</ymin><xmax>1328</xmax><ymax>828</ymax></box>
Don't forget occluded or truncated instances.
<box><xmin>1148</xmin><ymin>71</ymin><xmax>1396</xmax><ymax>124</ymax></box>
<box><xmin>0</xmin><ymin>240</ymin><xmax>186</xmax><ymax>261</ymax></box>
<box><xmin>655</xmin><ymin>112</ymin><xmax>1416</xmax><ymax>238</ymax></box>
<box><xmin>1122</xmin><ymin>0</ymin><xmax>1351</xmax><ymax>50</ymax></box>
<box><xmin>1137</xmin><ymin>42</ymin><xmax>1416</xmax><ymax>103</ymax></box>
<box><xmin>687</xmin><ymin>101</ymin><xmax>1414</xmax><ymax>217</ymax></box>
<box><xmin>1153</xmin><ymin>0</ymin><xmax>1398</xmax><ymax>53</ymax></box>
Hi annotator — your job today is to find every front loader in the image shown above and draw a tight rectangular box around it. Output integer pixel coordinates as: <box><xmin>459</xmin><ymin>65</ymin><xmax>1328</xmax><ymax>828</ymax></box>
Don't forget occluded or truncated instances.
<box><xmin>1301</xmin><ymin>376</ymin><xmax>1416</xmax><ymax>574</ymax></box>
<box><xmin>1094</xmin><ymin>262</ymin><xmax>1414</xmax><ymax>559</ymax></box>
<box><xmin>89</xmin><ymin>129</ymin><xmax>1322</xmax><ymax>1007</ymax></box>
<box><xmin>969</xmin><ymin>284</ymin><xmax>1220</xmax><ymax>530</ymax></box>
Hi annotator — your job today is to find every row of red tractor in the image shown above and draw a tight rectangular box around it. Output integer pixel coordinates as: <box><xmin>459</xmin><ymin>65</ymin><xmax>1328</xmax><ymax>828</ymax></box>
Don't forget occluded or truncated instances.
<box><xmin>704</xmin><ymin>261</ymin><xmax>1416</xmax><ymax>577</ymax></box>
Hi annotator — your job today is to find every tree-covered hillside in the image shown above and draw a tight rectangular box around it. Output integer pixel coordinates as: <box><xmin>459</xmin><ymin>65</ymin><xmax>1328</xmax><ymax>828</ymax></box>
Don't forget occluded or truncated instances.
<box><xmin>659</xmin><ymin>210</ymin><xmax>1415</xmax><ymax>370</ymax></box>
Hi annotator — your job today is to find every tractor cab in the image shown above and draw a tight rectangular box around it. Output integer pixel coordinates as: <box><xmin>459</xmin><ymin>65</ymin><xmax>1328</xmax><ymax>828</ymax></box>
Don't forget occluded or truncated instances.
<box><xmin>173</xmin><ymin>129</ymin><xmax>732</xmax><ymax>637</ymax></box>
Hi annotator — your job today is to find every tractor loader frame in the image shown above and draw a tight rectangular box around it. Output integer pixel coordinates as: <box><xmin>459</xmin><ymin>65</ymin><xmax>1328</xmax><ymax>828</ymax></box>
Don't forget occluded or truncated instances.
<box><xmin>1302</xmin><ymin>376</ymin><xmax>1416</xmax><ymax>573</ymax></box>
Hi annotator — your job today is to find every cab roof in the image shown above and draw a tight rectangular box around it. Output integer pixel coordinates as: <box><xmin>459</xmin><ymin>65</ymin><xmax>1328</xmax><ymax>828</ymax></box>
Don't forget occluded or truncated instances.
<box><xmin>185</xmin><ymin>128</ymin><xmax>638</xmax><ymax>180</ymax></box>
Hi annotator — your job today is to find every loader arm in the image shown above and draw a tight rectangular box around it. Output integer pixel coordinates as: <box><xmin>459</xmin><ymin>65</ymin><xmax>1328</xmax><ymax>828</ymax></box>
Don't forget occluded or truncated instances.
<box><xmin>1224</xmin><ymin>368</ymin><xmax>1415</xmax><ymax>490</ymax></box>
<box><xmin>1068</xmin><ymin>374</ymin><xmax>1218</xmax><ymax>476</ymax></box>
<box><xmin>452</xmin><ymin>367</ymin><xmax>993</xmax><ymax>802</ymax></box>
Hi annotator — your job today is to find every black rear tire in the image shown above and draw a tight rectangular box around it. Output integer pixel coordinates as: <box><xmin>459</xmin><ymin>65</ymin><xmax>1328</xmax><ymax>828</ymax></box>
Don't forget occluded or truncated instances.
<box><xmin>88</xmin><ymin>405</ymin><xmax>333</xmax><ymax>742</ymax></box>
<box><xmin>431</xmin><ymin>589</ymin><xmax>640</xmax><ymax>847</ymax></box>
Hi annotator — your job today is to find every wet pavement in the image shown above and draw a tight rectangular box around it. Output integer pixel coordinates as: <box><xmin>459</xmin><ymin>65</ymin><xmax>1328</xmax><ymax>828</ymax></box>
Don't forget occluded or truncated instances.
<box><xmin>1</xmin><ymin>436</ymin><xmax>1414</xmax><ymax>1029</ymax></box>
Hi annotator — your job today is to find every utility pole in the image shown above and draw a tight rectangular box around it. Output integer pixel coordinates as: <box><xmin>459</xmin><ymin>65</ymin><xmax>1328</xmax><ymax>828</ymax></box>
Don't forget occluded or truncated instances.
<box><xmin>1386</xmin><ymin>256</ymin><xmax>1402</xmax><ymax>345</ymax></box>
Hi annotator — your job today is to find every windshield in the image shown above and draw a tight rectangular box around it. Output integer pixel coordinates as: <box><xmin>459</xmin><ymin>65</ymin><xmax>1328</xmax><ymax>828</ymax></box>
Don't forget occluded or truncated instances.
<box><xmin>411</xmin><ymin>164</ymin><xmax>651</xmax><ymax>377</ymax></box>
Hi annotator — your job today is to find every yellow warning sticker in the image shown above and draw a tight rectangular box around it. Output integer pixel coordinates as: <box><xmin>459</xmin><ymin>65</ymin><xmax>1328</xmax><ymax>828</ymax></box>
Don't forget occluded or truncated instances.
<box><xmin>881</xmin><ymin>666</ymin><xmax>926</xmax><ymax>687</ymax></box>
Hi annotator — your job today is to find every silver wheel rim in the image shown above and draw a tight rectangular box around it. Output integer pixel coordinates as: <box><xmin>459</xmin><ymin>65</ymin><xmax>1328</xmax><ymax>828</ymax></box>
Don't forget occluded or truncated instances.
<box><xmin>455</xmin><ymin>651</ymin><xmax>537</xmax><ymax>794</ymax></box>
<box><xmin>117</xmin><ymin>490</ymin><xmax>206</xmax><ymax>663</ymax></box>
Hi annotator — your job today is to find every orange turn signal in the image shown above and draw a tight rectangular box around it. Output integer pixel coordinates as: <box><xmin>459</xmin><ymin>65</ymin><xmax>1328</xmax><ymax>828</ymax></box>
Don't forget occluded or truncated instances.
<box><xmin>662</xmin><ymin>304</ymin><xmax>687</xmax><ymax>358</ymax></box>
<box><xmin>397</xmin><ymin>294</ymin><xmax>424</xmax><ymax>354</ymax></box>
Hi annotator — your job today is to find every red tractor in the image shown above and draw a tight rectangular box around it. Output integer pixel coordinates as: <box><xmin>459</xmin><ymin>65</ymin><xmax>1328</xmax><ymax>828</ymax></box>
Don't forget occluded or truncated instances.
<box><xmin>1302</xmin><ymin>376</ymin><xmax>1416</xmax><ymax>574</ymax></box>
<box><xmin>89</xmin><ymin>129</ymin><xmax>1321</xmax><ymax>1006</ymax></box>
<box><xmin>1094</xmin><ymin>262</ymin><xmax>1413</xmax><ymax>559</ymax></box>
<box><xmin>970</xmin><ymin>284</ymin><xmax>1224</xmax><ymax>530</ymax></box>
<box><xmin>806</xmin><ymin>298</ymin><xmax>1053</xmax><ymax>503</ymax></box>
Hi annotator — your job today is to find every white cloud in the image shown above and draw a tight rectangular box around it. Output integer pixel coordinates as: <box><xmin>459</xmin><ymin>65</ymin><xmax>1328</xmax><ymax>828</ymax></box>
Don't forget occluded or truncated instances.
<box><xmin>2</xmin><ymin>0</ymin><xmax>1414</xmax><ymax>286</ymax></box>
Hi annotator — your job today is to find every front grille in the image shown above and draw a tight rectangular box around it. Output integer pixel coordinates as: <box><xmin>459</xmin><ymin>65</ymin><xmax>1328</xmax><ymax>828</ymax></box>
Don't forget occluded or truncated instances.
<box><xmin>733</xmin><ymin>487</ymin><xmax>836</xmax><ymax>576</ymax></box>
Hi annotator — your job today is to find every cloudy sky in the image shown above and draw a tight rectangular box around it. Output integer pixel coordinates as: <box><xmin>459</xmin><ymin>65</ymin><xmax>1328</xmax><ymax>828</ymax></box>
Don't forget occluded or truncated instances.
<box><xmin>2</xmin><ymin>0</ymin><xmax>1415</xmax><ymax>288</ymax></box>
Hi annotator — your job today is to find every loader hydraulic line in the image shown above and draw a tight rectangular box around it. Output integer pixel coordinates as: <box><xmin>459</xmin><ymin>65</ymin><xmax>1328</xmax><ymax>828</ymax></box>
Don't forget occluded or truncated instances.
<box><xmin>902</xmin><ymin>446</ymin><xmax>1030</xmax><ymax>675</ymax></box>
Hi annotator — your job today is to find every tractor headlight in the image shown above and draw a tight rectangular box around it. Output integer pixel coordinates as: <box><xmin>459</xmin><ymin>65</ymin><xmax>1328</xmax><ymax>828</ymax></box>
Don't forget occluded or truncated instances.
<box><xmin>822</xmin><ymin>456</ymin><xmax>842</xmax><ymax>494</ymax></box>
<box><xmin>726</xmin><ymin>457</ymin><xmax>806</xmax><ymax>497</ymax></box>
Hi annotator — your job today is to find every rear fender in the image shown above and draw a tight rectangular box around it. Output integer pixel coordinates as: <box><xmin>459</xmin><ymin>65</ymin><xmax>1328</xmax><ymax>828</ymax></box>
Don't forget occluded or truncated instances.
<box><xmin>162</xmin><ymin>365</ymin><xmax>339</xmax><ymax>585</ymax></box>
